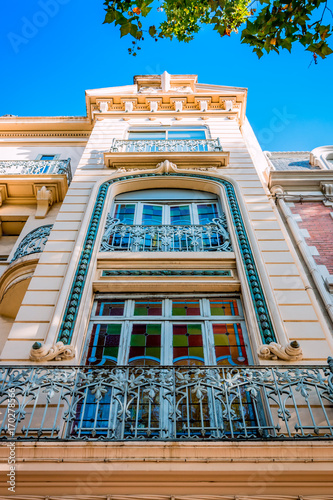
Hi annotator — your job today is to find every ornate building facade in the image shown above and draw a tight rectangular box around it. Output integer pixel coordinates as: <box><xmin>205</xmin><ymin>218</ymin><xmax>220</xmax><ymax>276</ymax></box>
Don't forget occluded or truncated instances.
<box><xmin>0</xmin><ymin>73</ymin><xmax>332</xmax><ymax>499</ymax></box>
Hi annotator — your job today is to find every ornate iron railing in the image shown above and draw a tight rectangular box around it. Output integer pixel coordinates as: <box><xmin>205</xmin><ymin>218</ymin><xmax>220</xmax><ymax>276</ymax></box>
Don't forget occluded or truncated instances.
<box><xmin>100</xmin><ymin>215</ymin><xmax>232</xmax><ymax>252</ymax></box>
<box><xmin>110</xmin><ymin>138</ymin><xmax>222</xmax><ymax>153</ymax></box>
<box><xmin>0</xmin><ymin>364</ymin><xmax>332</xmax><ymax>441</ymax></box>
<box><xmin>11</xmin><ymin>224</ymin><xmax>53</xmax><ymax>262</ymax></box>
<box><xmin>0</xmin><ymin>158</ymin><xmax>72</xmax><ymax>184</ymax></box>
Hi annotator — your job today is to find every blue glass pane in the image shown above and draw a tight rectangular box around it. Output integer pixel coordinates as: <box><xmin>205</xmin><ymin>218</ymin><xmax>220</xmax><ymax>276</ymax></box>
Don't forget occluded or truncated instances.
<box><xmin>142</xmin><ymin>205</ymin><xmax>162</xmax><ymax>225</ymax></box>
<box><xmin>40</xmin><ymin>155</ymin><xmax>55</xmax><ymax>160</ymax></box>
<box><xmin>170</xmin><ymin>205</ymin><xmax>191</xmax><ymax>225</ymax></box>
<box><xmin>168</xmin><ymin>130</ymin><xmax>206</xmax><ymax>139</ymax></box>
<box><xmin>197</xmin><ymin>203</ymin><xmax>219</xmax><ymax>224</ymax></box>
<box><xmin>128</xmin><ymin>131</ymin><xmax>166</xmax><ymax>140</ymax></box>
<box><xmin>114</xmin><ymin>204</ymin><xmax>135</xmax><ymax>225</ymax></box>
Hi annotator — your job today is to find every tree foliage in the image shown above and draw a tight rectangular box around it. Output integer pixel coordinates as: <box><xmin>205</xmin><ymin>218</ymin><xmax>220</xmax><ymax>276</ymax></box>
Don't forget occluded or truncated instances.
<box><xmin>103</xmin><ymin>0</ymin><xmax>333</xmax><ymax>59</ymax></box>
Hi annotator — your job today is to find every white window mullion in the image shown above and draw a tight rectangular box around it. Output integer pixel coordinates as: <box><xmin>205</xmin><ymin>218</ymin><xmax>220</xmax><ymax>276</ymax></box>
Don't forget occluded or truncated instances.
<box><xmin>163</xmin><ymin>321</ymin><xmax>173</xmax><ymax>365</ymax></box>
<box><xmin>135</xmin><ymin>202</ymin><xmax>143</xmax><ymax>225</ymax></box>
<box><xmin>192</xmin><ymin>203</ymin><xmax>200</xmax><ymax>225</ymax></box>
<box><xmin>203</xmin><ymin>321</ymin><xmax>216</xmax><ymax>366</ymax></box>
<box><xmin>117</xmin><ymin>320</ymin><xmax>132</xmax><ymax>365</ymax></box>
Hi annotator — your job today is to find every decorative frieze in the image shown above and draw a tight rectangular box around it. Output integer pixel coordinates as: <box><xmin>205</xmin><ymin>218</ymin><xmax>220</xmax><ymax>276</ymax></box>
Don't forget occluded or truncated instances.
<box><xmin>101</xmin><ymin>269</ymin><xmax>232</xmax><ymax>277</ymax></box>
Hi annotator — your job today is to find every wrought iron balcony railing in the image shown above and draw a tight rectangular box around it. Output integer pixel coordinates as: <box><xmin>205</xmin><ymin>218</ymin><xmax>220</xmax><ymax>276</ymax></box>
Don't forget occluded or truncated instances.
<box><xmin>11</xmin><ymin>224</ymin><xmax>53</xmax><ymax>263</ymax></box>
<box><xmin>0</xmin><ymin>364</ymin><xmax>333</xmax><ymax>441</ymax></box>
<box><xmin>100</xmin><ymin>215</ymin><xmax>232</xmax><ymax>252</ymax></box>
<box><xmin>110</xmin><ymin>138</ymin><xmax>222</xmax><ymax>153</ymax></box>
<box><xmin>0</xmin><ymin>158</ymin><xmax>72</xmax><ymax>184</ymax></box>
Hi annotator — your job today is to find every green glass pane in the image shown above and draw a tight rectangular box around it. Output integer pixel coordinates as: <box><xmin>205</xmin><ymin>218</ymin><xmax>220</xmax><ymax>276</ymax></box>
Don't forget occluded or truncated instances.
<box><xmin>146</xmin><ymin>324</ymin><xmax>161</xmax><ymax>335</ymax></box>
<box><xmin>214</xmin><ymin>334</ymin><xmax>229</xmax><ymax>346</ymax></box>
<box><xmin>134</xmin><ymin>307</ymin><xmax>147</xmax><ymax>316</ymax></box>
<box><xmin>146</xmin><ymin>348</ymin><xmax>160</xmax><ymax>359</ymax></box>
<box><xmin>173</xmin><ymin>336</ymin><xmax>188</xmax><ymax>347</ymax></box>
<box><xmin>172</xmin><ymin>307</ymin><xmax>186</xmax><ymax>316</ymax></box>
<box><xmin>210</xmin><ymin>307</ymin><xmax>225</xmax><ymax>316</ymax></box>
<box><xmin>104</xmin><ymin>347</ymin><xmax>119</xmax><ymax>357</ymax></box>
<box><xmin>106</xmin><ymin>324</ymin><xmax>122</xmax><ymax>335</ymax></box>
<box><xmin>131</xmin><ymin>335</ymin><xmax>146</xmax><ymax>347</ymax></box>
<box><xmin>187</xmin><ymin>324</ymin><xmax>202</xmax><ymax>335</ymax></box>
<box><xmin>188</xmin><ymin>347</ymin><xmax>204</xmax><ymax>358</ymax></box>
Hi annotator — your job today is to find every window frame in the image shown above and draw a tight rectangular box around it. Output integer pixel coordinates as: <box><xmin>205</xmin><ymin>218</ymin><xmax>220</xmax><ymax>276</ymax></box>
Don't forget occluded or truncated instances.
<box><xmin>126</xmin><ymin>126</ymin><xmax>210</xmax><ymax>141</ymax></box>
<box><xmin>84</xmin><ymin>294</ymin><xmax>252</xmax><ymax>367</ymax></box>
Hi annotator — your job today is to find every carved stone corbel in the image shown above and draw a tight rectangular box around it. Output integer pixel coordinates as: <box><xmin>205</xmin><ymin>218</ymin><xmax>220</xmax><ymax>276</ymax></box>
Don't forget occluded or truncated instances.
<box><xmin>224</xmin><ymin>99</ymin><xmax>233</xmax><ymax>111</ymax></box>
<box><xmin>29</xmin><ymin>341</ymin><xmax>75</xmax><ymax>362</ymax></box>
<box><xmin>35</xmin><ymin>186</ymin><xmax>53</xmax><ymax>219</ymax></box>
<box><xmin>258</xmin><ymin>340</ymin><xmax>303</xmax><ymax>361</ymax></box>
<box><xmin>155</xmin><ymin>160</ymin><xmax>178</xmax><ymax>174</ymax></box>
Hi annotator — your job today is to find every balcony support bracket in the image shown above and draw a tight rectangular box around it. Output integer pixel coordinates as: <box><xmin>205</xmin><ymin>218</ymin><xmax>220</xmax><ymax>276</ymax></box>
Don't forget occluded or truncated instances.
<box><xmin>29</xmin><ymin>341</ymin><xmax>75</xmax><ymax>362</ymax></box>
<box><xmin>35</xmin><ymin>186</ymin><xmax>54</xmax><ymax>219</ymax></box>
<box><xmin>258</xmin><ymin>340</ymin><xmax>303</xmax><ymax>361</ymax></box>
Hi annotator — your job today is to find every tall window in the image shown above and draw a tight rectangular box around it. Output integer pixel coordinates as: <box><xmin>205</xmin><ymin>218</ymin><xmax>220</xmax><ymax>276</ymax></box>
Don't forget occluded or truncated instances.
<box><xmin>85</xmin><ymin>296</ymin><xmax>250</xmax><ymax>367</ymax></box>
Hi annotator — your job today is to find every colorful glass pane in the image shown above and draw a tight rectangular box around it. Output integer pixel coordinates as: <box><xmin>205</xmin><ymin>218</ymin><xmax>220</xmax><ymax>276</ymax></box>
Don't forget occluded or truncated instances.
<box><xmin>213</xmin><ymin>323</ymin><xmax>248</xmax><ymax>366</ymax></box>
<box><xmin>210</xmin><ymin>299</ymin><xmax>239</xmax><ymax>316</ymax></box>
<box><xmin>170</xmin><ymin>205</ymin><xmax>191</xmax><ymax>225</ymax></box>
<box><xmin>142</xmin><ymin>205</ymin><xmax>162</xmax><ymax>225</ymax></box>
<box><xmin>86</xmin><ymin>323</ymin><xmax>122</xmax><ymax>365</ymax></box>
<box><xmin>134</xmin><ymin>300</ymin><xmax>163</xmax><ymax>316</ymax></box>
<box><xmin>172</xmin><ymin>299</ymin><xmax>201</xmax><ymax>316</ymax></box>
<box><xmin>172</xmin><ymin>323</ymin><xmax>204</xmax><ymax>365</ymax></box>
<box><xmin>113</xmin><ymin>204</ymin><xmax>135</xmax><ymax>225</ymax></box>
<box><xmin>128</xmin><ymin>323</ymin><xmax>161</xmax><ymax>365</ymax></box>
<box><xmin>95</xmin><ymin>299</ymin><xmax>125</xmax><ymax>317</ymax></box>
<box><xmin>197</xmin><ymin>203</ymin><xmax>219</xmax><ymax>224</ymax></box>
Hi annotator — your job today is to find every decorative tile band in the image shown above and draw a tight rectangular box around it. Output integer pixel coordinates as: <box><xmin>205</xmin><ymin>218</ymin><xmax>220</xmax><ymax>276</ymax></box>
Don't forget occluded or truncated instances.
<box><xmin>101</xmin><ymin>269</ymin><xmax>232</xmax><ymax>277</ymax></box>
<box><xmin>57</xmin><ymin>173</ymin><xmax>276</xmax><ymax>345</ymax></box>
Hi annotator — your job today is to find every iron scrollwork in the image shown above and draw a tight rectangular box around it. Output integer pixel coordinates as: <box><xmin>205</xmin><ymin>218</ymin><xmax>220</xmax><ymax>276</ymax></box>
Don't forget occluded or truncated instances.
<box><xmin>11</xmin><ymin>224</ymin><xmax>53</xmax><ymax>262</ymax></box>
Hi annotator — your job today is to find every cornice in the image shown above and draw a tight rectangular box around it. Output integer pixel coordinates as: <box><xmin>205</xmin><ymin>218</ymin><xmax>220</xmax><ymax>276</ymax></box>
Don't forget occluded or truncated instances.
<box><xmin>269</xmin><ymin>170</ymin><xmax>333</xmax><ymax>191</ymax></box>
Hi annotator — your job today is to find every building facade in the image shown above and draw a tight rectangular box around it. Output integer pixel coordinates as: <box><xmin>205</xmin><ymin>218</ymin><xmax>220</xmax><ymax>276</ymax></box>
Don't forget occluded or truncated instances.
<box><xmin>0</xmin><ymin>73</ymin><xmax>333</xmax><ymax>499</ymax></box>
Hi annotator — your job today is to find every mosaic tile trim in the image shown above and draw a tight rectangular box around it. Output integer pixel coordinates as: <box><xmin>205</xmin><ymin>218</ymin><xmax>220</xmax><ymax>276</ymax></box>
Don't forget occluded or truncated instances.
<box><xmin>57</xmin><ymin>173</ymin><xmax>276</xmax><ymax>345</ymax></box>
<box><xmin>101</xmin><ymin>269</ymin><xmax>232</xmax><ymax>277</ymax></box>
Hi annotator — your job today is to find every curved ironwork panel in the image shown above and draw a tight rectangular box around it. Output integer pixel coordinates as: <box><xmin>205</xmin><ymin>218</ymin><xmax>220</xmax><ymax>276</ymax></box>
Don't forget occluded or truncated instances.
<box><xmin>11</xmin><ymin>224</ymin><xmax>53</xmax><ymax>262</ymax></box>
<box><xmin>0</xmin><ymin>364</ymin><xmax>332</xmax><ymax>441</ymax></box>
<box><xmin>100</xmin><ymin>215</ymin><xmax>232</xmax><ymax>252</ymax></box>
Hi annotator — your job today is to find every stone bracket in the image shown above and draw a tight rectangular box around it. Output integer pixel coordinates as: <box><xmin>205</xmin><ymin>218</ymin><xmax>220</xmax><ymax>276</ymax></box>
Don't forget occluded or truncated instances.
<box><xmin>258</xmin><ymin>341</ymin><xmax>303</xmax><ymax>361</ymax></box>
<box><xmin>35</xmin><ymin>186</ymin><xmax>54</xmax><ymax>219</ymax></box>
<box><xmin>29</xmin><ymin>341</ymin><xmax>75</xmax><ymax>362</ymax></box>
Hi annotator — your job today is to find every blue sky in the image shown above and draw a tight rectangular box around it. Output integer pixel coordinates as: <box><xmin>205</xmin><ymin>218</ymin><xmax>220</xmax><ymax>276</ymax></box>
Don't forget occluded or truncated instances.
<box><xmin>1</xmin><ymin>0</ymin><xmax>332</xmax><ymax>151</ymax></box>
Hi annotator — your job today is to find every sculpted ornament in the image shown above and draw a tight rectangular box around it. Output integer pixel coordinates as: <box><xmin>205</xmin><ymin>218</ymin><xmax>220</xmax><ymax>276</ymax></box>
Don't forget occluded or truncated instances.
<box><xmin>258</xmin><ymin>340</ymin><xmax>303</xmax><ymax>361</ymax></box>
<box><xmin>29</xmin><ymin>341</ymin><xmax>75</xmax><ymax>362</ymax></box>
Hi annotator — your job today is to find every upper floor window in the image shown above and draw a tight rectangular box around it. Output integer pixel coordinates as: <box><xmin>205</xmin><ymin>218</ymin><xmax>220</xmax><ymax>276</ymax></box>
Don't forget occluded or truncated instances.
<box><xmin>35</xmin><ymin>154</ymin><xmax>60</xmax><ymax>161</ymax></box>
<box><xmin>127</xmin><ymin>126</ymin><xmax>207</xmax><ymax>140</ymax></box>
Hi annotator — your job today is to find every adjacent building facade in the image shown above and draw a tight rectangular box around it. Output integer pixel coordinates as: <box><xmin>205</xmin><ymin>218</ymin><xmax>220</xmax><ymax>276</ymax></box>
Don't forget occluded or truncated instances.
<box><xmin>0</xmin><ymin>73</ymin><xmax>333</xmax><ymax>499</ymax></box>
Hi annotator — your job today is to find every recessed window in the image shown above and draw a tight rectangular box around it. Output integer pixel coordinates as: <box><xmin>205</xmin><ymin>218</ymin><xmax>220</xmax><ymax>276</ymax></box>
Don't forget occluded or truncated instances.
<box><xmin>35</xmin><ymin>154</ymin><xmax>60</xmax><ymax>161</ymax></box>
<box><xmin>0</xmin><ymin>219</ymin><xmax>27</xmax><ymax>261</ymax></box>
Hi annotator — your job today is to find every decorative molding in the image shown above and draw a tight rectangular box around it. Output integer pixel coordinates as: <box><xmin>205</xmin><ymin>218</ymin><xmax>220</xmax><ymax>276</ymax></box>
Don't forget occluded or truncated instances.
<box><xmin>0</xmin><ymin>132</ymin><xmax>90</xmax><ymax>138</ymax></box>
<box><xmin>57</xmin><ymin>172</ymin><xmax>276</xmax><ymax>346</ymax></box>
<box><xmin>3</xmin><ymin>496</ymin><xmax>333</xmax><ymax>500</ymax></box>
<box><xmin>29</xmin><ymin>341</ymin><xmax>75</xmax><ymax>362</ymax></box>
<box><xmin>325</xmin><ymin>276</ymin><xmax>333</xmax><ymax>293</ymax></box>
<box><xmin>101</xmin><ymin>269</ymin><xmax>232</xmax><ymax>277</ymax></box>
<box><xmin>35</xmin><ymin>186</ymin><xmax>54</xmax><ymax>219</ymax></box>
<box><xmin>258</xmin><ymin>341</ymin><xmax>303</xmax><ymax>361</ymax></box>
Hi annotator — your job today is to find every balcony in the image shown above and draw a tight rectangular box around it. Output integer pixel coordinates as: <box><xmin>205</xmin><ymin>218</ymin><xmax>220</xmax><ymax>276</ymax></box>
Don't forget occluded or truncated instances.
<box><xmin>11</xmin><ymin>224</ymin><xmax>53</xmax><ymax>263</ymax></box>
<box><xmin>111</xmin><ymin>138</ymin><xmax>223</xmax><ymax>153</ymax></box>
<box><xmin>0</xmin><ymin>158</ymin><xmax>72</xmax><ymax>184</ymax></box>
<box><xmin>0</xmin><ymin>159</ymin><xmax>72</xmax><ymax>205</ymax></box>
<box><xmin>104</xmin><ymin>139</ymin><xmax>229</xmax><ymax>169</ymax></box>
<box><xmin>100</xmin><ymin>216</ymin><xmax>232</xmax><ymax>252</ymax></box>
<box><xmin>0</xmin><ymin>364</ymin><xmax>332</xmax><ymax>441</ymax></box>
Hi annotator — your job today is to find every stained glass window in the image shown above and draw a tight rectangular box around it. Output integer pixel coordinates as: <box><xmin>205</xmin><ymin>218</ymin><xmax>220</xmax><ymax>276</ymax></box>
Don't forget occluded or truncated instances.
<box><xmin>95</xmin><ymin>299</ymin><xmax>125</xmax><ymax>317</ymax></box>
<box><xmin>213</xmin><ymin>323</ymin><xmax>248</xmax><ymax>365</ymax></box>
<box><xmin>172</xmin><ymin>299</ymin><xmax>201</xmax><ymax>316</ymax></box>
<box><xmin>134</xmin><ymin>300</ymin><xmax>163</xmax><ymax>316</ymax></box>
<box><xmin>129</xmin><ymin>323</ymin><xmax>161</xmax><ymax>365</ymax></box>
<box><xmin>197</xmin><ymin>203</ymin><xmax>219</xmax><ymax>224</ymax></box>
<box><xmin>210</xmin><ymin>299</ymin><xmax>239</xmax><ymax>316</ymax></box>
<box><xmin>170</xmin><ymin>205</ymin><xmax>191</xmax><ymax>225</ymax></box>
<box><xmin>113</xmin><ymin>204</ymin><xmax>135</xmax><ymax>225</ymax></box>
<box><xmin>141</xmin><ymin>205</ymin><xmax>163</xmax><ymax>225</ymax></box>
<box><xmin>173</xmin><ymin>323</ymin><xmax>204</xmax><ymax>365</ymax></box>
<box><xmin>87</xmin><ymin>323</ymin><xmax>122</xmax><ymax>365</ymax></box>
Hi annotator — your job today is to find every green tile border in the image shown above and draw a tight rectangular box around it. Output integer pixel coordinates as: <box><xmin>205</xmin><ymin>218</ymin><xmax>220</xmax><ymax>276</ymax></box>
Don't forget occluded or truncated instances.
<box><xmin>101</xmin><ymin>269</ymin><xmax>232</xmax><ymax>277</ymax></box>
